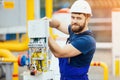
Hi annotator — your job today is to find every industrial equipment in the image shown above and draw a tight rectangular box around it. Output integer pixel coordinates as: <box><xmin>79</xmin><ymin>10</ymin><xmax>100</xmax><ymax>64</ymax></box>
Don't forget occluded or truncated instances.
<box><xmin>20</xmin><ymin>19</ymin><xmax>54</xmax><ymax>80</ymax></box>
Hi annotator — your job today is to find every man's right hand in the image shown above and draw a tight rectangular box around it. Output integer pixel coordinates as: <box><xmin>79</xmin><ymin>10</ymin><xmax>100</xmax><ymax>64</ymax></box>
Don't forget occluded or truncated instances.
<box><xmin>42</xmin><ymin>17</ymin><xmax>60</xmax><ymax>28</ymax></box>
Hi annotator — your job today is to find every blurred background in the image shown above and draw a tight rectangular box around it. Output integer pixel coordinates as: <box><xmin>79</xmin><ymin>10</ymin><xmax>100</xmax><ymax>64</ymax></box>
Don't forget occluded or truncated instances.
<box><xmin>0</xmin><ymin>0</ymin><xmax>120</xmax><ymax>80</ymax></box>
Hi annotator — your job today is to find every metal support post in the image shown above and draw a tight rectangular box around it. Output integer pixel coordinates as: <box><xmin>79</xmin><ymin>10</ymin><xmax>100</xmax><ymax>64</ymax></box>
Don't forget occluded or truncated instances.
<box><xmin>91</xmin><ymin>61</ymin><xmax>109</xmax><ymax>80</ymax></box>
<box><xmin>0</xmin><ymin>62</ymin><xmax>13</xmax><ymax>80</ymax></box>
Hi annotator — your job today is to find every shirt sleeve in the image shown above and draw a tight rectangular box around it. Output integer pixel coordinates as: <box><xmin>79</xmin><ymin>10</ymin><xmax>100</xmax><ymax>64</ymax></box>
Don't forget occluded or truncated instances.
<box><xmin>71</xmin><ymin>36</ymin><xmax>96</xmax><ymax>55</ymax></box>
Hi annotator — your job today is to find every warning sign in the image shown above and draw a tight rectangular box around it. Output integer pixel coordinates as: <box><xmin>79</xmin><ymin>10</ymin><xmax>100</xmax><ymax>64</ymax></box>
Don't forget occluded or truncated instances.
<box><xmin>4</xmin><ymin>1</ymin><xmax>14</xmax><ymax>9</ymax></box>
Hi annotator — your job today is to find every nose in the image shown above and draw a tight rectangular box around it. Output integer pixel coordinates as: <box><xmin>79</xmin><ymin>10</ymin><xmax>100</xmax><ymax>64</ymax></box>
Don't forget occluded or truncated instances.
<box><xmin>72</xmin><ymin>18</ymin><xmax>77</xmax><ymax>23</ymax></box>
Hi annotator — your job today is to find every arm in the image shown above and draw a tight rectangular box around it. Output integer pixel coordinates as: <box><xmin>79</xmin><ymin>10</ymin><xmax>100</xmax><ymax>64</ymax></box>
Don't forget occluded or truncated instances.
<box><xmin>48</xmin><ymin>36</ymin><xmax>81</xmax><ymax>58</ymax></box>
<box><xmin>50</xmin><ymin>18</ymin><xmax>69</xmax><ymax>34</ymax></box>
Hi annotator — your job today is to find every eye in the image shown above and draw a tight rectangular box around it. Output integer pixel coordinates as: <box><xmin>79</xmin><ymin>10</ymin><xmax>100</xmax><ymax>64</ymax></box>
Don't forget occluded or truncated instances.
<box><xmin>71</xmin><ymin>16</ymin><xmax>75</xmax><ymax>19</ymax></box>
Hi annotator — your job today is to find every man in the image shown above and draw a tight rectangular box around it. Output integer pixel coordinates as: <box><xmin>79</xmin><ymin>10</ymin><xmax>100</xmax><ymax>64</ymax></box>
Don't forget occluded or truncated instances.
<box><xmin>48</xmin><ymin>0</ymin><xmax>96</xmax><ymax>80</ymax></box>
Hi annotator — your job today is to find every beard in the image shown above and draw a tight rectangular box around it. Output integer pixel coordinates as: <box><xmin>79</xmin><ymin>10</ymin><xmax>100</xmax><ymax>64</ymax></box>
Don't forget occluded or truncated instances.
<box><xmin>71</xmin><ymin>22</ymin><xmax>85</xmax><ymax>33</ymax></box>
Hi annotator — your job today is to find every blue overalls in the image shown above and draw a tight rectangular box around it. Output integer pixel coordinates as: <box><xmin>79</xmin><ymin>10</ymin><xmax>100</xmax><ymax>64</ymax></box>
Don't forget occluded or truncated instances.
<box><xmin>59</xmin><ymin>58</ymin><xmax>89</xmax><ymax>80</ymax></box>
<box><xmin>59</xmin><ymin>26</ymin><xmax>96</xmax><ymax>80</ymax></box>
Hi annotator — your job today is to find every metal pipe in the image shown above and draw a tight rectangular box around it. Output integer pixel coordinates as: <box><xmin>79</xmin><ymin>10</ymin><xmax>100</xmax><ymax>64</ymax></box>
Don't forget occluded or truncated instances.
<box><xmin>0</xmin><ymin>34</ymin><xmax>29</xmax><ymax>51</ymax></box>
<box><xmin>0</xmin><ymin>49</ymin><xmax>16</xmax><ymax>58</ymax></box>
<box><xmin>26</xmin><ymin>0</ymin><xmax>34</xmax><ymax>20</ymax></box>
<box><xmin>45</xmin><ymin>0</ymin><xmax>53</xmax><ymax>36</ymax></box>
<box><xmin>0</xmin><ymin>49</ymin><xmax>18</xmax><ymax>80</ymax></box>
<box><xmin>115</xmin><ymin>58</ymin><xmax>120</xmax><ymax>76</ymax></box>
<box><xmin>45</xmin><ymin>0</ymin><xmax>57</xmax><ymax>39</ymax></box>
<box><xmin>91</xmin><ymin>61</ymin><xmax>109</xmax><ymax>80</ymax></box>
<box><xmin>45</xmin><ymin>0</ymin><xmax>52</xmax><ymax>18</ymax></box>
<box><xmin>16</xmin><ymin>33</ymin><xmax>19</xmax><ymax>42</ymax></box>
<box><xmin>26</xmin><ymin>0</ymin><xmax>34</xmax><ymax>33</ymax></box>
<box><xmin>0</xmin><ymin>58</ymin><xmax>17</xmax><ymax>62</ymax></box>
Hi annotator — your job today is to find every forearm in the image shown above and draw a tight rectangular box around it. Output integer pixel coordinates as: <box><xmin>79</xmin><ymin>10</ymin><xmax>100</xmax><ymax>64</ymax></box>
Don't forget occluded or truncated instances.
<box><xmin>48</xmin><ymin>37</ymin><xmax>63</xmax><ymax>57</ymax></box>
<box><xmin>50</xmin><ymin>18</ymin><xmax>69</xmax><ymax>34</ymax></box>
<box><xmin>48</xmin><ymin>37</ymin><xmax>81</xmax><ymax>58</ymax></box>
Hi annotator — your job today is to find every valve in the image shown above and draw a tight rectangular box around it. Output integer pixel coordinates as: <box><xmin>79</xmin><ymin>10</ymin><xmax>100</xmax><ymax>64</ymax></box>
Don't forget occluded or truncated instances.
<box><xmin>18</xmin><ymin>54</ymin><xmax>27</xmax><ymax>66</ymax></box>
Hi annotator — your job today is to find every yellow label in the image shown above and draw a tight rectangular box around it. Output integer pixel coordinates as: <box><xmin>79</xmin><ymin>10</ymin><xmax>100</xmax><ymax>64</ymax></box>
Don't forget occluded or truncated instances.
<box><xmin>4</xmin><ymin>2</ymin><xmax>14</xmax><ymax>9</ymax></box>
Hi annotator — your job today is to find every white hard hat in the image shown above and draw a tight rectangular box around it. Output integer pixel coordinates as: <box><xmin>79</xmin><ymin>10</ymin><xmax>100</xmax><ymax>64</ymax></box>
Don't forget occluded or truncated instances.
<box><xmin>70</xmin><ymin>0</ymin><xmax>92</xmax><ymax>16</ymax></box>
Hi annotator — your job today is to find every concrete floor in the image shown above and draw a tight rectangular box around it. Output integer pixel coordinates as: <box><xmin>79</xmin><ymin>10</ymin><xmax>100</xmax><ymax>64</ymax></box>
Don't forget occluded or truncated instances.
<box><xmin>0</xmin><ymin>41</ymin><xmax>120</xmax><ymax>80</ymax></box>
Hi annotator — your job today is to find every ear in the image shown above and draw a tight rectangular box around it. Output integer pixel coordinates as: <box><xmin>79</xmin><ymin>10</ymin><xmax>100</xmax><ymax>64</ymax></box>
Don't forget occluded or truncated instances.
<box><xmin>85</xmin><ymin>16</ymin><xmax>90</xmax><ymax>25</ymax></box>
<box><xmin>87</xmin><ymin>17</ymin><xmax>90</xmax><ymax>22</ymax></box>
<box><xmin>84</xmin><ymin>14</ymin><xmax>90</xmax><ymax>22</ymax></box>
